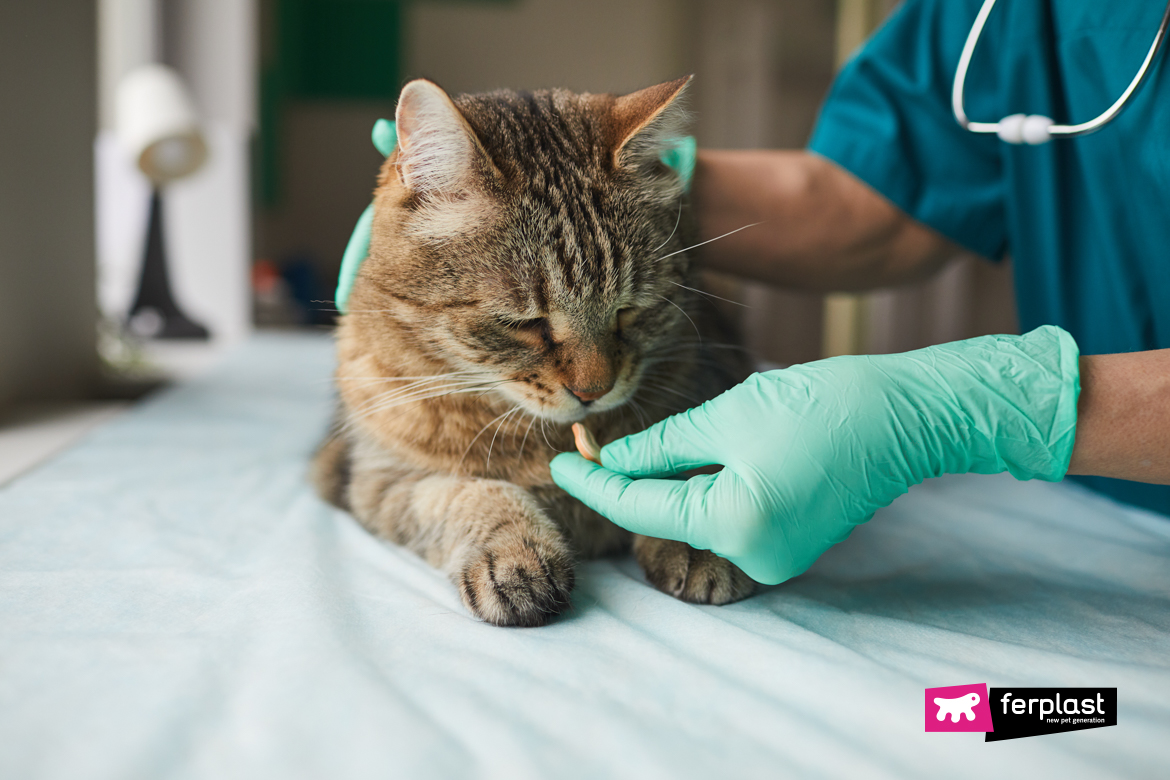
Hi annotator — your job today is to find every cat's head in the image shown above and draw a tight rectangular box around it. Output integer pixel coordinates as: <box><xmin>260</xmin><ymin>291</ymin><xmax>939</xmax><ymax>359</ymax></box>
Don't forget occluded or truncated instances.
<box><xmin>349</xmin><ymin>77</ymin><xmax>699</xmax><ymax>423</ymax></box>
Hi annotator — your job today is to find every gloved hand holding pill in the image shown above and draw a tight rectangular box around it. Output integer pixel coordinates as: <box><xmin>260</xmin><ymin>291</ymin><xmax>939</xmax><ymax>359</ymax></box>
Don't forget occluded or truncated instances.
<box><xmin>551</xmin><ymin>326</ymin><xmax>1081</xmax><ymax>585</ymax></box>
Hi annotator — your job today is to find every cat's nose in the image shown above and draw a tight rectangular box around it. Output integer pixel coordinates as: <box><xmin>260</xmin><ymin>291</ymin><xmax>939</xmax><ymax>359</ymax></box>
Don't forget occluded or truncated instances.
<box><xmin>567</xmin><ymin>384</ymin><xmax>613</xmax><ymax>404</ymax></box>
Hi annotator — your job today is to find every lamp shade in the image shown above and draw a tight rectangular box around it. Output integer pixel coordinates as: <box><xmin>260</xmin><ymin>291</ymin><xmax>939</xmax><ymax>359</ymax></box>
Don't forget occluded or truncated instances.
<box><xmin>116</xmin><ymin>64</ymin><xmax>208</xmax><ymax>184</ymax></box>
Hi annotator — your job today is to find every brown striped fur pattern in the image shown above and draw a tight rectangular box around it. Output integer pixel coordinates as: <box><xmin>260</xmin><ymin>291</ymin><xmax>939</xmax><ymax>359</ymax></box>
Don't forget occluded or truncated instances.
<box><xmin>313</xmin><ymin>77</ymin><xmax>755</xmax><ymax>626</ymax></box>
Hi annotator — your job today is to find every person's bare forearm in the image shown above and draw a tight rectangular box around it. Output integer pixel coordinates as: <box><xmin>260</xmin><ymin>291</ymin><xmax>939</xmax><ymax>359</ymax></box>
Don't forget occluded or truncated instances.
<box><xmin>692</xmin><ymin>149</ymin><xmax>962</xmax><ymax>290</ymax></box>
<box><xmin>1067</xmin><ymin>350</ymin><xmax>1170</xmax><ymax>483</ymax></box>
<box><xmin>692</xmin><ymin>150</ymin><xmax>1170</xmax><ymax>485</ymax></box>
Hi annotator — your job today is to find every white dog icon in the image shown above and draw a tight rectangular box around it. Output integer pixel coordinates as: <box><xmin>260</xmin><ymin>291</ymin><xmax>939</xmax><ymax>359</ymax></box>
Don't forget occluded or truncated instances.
<box><xmin>934</xmin><ymin>692</ymin><xmax>980</xmax><ymax>723</ymax></box>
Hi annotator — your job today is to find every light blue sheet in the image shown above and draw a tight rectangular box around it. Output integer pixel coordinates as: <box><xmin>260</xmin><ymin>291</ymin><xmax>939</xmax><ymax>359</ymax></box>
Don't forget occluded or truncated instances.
<box><xmin>2</xmin><ymin>333</ymin><xmax>1169</xmax><ymax>779</ymax></box>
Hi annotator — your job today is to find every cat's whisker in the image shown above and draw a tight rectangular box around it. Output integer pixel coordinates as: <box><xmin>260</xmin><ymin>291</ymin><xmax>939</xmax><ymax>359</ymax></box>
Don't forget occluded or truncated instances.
<box><xmin>626</xmin><ymin>397</ymin><xmax>650</xmax><ymax>430</ymax></box>
<box><xmin>643</xmin><ymin>340</ymin><xmax>752</xmax><ymax>357</ymax></box>
<box><xmin>345</xmin><ymin>381</ymin><xmax>514</xmax><ymax>429</ymax></box>
<box><xmin>353</xmin><ymin>372</ymin><xmax>497</xmax><ymax>397</ymax></box>
<box><xmin>335</xmin><ymin>372</ymin><xmax>487</xmax><ymax>381</ymax></box>
<box><xmin>630</xmin><ymin>391</ymin><xmax>679</xmax><ymax>415</ymax></box>
<box><xmin>640</xmin><ymin>356</ymin><xmax>728</xmax><ymax>369</ymax></box>
<box><xmin>640</xmin><ymin>379</ymin><xmax>705</xmax><ymax>405</ymax></box>
<box><xmin>509</xmin><ymin>406</ymin><xmax>531</xmax><ymax>448</ymax></box>
<box><xmin>473</xmin><ymin>381</ymin><xmax>516</xmax><ymax>402</ymax></box>
<box><xmin>615</xmin><ymin>403</ymin><xmax>631</xmax><ymax>434</ymax></box>
<box><xmin>649</xmin><ymin>199</ymin><xmax>683</xmax><ymax>254</ymax></box>
<box><xmin>646</xmin><ymin>339</ymin><xmax>748</xmax><ymax>350</ymax></box>
<box><xmin>349</xmin><ymin>380</ymin><xmax>494</xmax><ymax>415</ymax></box>
<box><xmin>658</xmin><ymin>294</ymin><xmax>702</xmax><ymax>345</ymax></box>
<box><xmin>336</xmin><ymin>374</ymin><xmax>477</xmax><ymax>394</ymax></box>
<box><xmin>346</xmin><ymin>382</ymin><xmax>510</xmax><ymax>437</ymax></box>
<box><xmin>360</xmin><ymin>382</ymin><xmax>513</xmax><ymax>414</ymax></box>
<box><xmin>518</xmin><ymin>414</ymin><xmax>538</xmax><ymax>460</ymax></box>
<box><xmin>650</xmin><ymin>220</ymin><xmax>765</xmax><ymax>264</ymax></box>
<box><xmin>458</xmin><ymin>405</ymin><xmax>524</xmax><ymax>475</ymax></box>
<box><xmin>315</xmin><ymin>373</ymin><xmax>479</xmax><ymax>388</ymax></box>
<box><xmin>639</xmin><ymin>363</ymin><xmax>732</xmax><ymax>382</ymax></box>
<box><xmin>668</xmin><ymin>280</ymin><xmax>750</xmax><ymax>309</ymax></box>
<box><xmin>638</xmin><ymin>349</ymin><xmax>700</xmax><ymax>362</ymax></box>
<box><xmin>343</xmin><ymin>374</ymin><xmax>486</xmax><ymax>401</ymax></box>
<box><xmin>538</xmin><ymin>417</ymin><xmax>566</xmax><ymax>454</ymax></box>
<box><xmin>625</xmin><ymin>400</ymin><xmax>642</xmax><ymax>430</ymax></box>
<box><xmin>343</xmin><ymin>394</ymin><xmax>480</xmax><ymax>437</ymax></box>
<box><xmin>484</xmin><ymin>405</ymin><xmax>524</xmax><ymax>472</ymax></box>
<box><xmin>373</xmin><ymin>375</ymin><xmax>494</xmax><ymax>399</ymax></box>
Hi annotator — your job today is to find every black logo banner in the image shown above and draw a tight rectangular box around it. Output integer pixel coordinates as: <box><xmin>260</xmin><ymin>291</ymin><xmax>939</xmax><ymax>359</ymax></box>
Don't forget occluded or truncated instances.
<box><xmin>986</xmin><ymin>688</ymin><xmax>1116</xmax><ymax>742</ymax></box>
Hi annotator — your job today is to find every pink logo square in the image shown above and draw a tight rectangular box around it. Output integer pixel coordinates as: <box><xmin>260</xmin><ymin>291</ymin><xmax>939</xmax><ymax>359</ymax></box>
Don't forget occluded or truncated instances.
<box><xmin>925</xmin><ymin>683</ymin><xmax>994</xmax><ymax>732</ymax></box>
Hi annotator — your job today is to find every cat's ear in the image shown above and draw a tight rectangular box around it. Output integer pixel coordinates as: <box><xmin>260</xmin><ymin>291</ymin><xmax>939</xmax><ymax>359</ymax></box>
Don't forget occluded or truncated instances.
<box><xmin>610</xmin><ymin>75</ymin><xmax>692</xmax><ymax>168</ymax></box>
<box><xmin>394</xmin><ymin>79</ymin><xmax>492</xmax><ymax>194</ymax></box>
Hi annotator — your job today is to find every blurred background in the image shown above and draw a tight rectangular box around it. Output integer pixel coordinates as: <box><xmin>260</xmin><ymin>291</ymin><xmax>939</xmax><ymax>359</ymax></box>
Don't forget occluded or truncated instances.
<box><xmin>0</xmin><ymin>0</ymin><xmax>1016</xmax><ymax>473</ymax></box>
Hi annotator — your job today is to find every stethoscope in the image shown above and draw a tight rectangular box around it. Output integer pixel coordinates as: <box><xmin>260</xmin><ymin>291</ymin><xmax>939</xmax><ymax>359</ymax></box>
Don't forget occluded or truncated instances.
<box><xmin>953</xmin><ymin>0</ymin><xmax>1170</xmax><ymax>144</ymax></box>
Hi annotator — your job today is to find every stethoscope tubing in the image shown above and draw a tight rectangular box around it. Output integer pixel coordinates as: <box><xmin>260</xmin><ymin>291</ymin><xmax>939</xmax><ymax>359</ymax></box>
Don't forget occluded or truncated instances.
<box><xmin>952</xmin><ymin>0</ymin><xmax>1170</xmax><ymax>141</ymax></box>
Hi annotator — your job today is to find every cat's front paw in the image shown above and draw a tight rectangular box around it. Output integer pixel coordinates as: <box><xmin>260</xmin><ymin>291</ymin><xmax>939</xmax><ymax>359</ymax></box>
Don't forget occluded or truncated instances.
<box><xmin>634</xmin><ymin>536</ymin><xmax>756</xmax><ymax>605</ymax></box>
<box><xmin>457</xmin><ymin>531</ymin><xmax>575</xmax><ymax>627</ymax></box>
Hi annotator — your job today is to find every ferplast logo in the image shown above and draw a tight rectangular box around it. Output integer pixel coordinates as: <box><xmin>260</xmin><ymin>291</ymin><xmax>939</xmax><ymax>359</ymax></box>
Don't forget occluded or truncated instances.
<box><xmin>986</xmin><ymin>688</ymin><xmax>1117</xmax><ymax>742</ymax></box>
<box><xmin>924</xmin><ymin>684</ymin><xmax>994</xmax><ymax>733</ymax></box>
<box><xmin>925</xmin><ymin>685</ymin><xmax>1117</xmax><ymax>742</ymax></box>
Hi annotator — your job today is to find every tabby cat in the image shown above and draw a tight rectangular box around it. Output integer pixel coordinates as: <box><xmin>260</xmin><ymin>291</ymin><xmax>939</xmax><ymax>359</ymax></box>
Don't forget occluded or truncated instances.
<box><xmin>312</xmin><ymin>76</ymin><xmax>756</xmax><ymax>626</ymax></box>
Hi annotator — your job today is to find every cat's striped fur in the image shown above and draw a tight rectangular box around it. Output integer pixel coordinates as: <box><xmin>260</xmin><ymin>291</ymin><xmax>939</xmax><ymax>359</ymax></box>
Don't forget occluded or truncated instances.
<box><xmin>312</xmin><ymin>77</ymin><xmax>755</xmax><ymax>626</ymax></box>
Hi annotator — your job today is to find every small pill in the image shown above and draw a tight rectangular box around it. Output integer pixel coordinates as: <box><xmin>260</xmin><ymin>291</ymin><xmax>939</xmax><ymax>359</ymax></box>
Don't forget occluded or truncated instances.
<box><xmin>571</xmin><ymin>423</ymin><xmax>602</xmax><ymax>465</ymax></box>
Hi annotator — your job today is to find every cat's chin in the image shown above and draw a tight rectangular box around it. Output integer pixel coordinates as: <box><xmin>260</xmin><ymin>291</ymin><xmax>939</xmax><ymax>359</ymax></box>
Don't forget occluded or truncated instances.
<box><xmin>494</xmin><ymin>372</ymin><xmax>643</xmax><ymax>425</ymax></box>
<box><xmin>515</xmin><ymin>401</ymin><xmax>621</xmax><ymax>425</ymax></box>
<box><xmin>497</xmin><ymin>389</ymin><xmax>620</xmax><ymax>425</ymax></box>
<box><xmin>523</xmin><ymin>389</ymin><xmax>640</xmax><ymax>424</ymax></box>
<box><xmin>524</xmin><ymin>406</ymin><xmax>591</xmax><ymax>425</ymax></box>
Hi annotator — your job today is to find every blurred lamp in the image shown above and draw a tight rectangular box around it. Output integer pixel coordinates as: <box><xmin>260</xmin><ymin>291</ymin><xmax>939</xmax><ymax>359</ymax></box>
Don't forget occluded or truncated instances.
<box><xmin>116</xmin><ymin>64</ymin><xmax>210</xmax><ymax>339</ymax></box>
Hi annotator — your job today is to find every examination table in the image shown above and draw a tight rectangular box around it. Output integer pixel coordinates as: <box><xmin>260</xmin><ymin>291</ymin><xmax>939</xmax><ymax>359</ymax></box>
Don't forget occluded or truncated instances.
<box><xmin>2</xmin><ymin>334</ymin><xmax>1168</xmax><ymax>779</ymax></box>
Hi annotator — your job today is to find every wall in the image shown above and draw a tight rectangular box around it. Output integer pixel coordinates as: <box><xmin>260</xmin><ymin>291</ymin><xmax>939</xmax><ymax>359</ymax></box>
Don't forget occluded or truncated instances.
<box><xmin>406</xmin><ymin>0</ymin><xmax>693</xmax><ymax>95</ymax></box>
<box><xmin>256</xmin><ymin>0</ymin><xmax>697</xmax><ymax>300</ymax></box>
<box><xmin>0</xmin><ymin>2</ymin><xmax>99</xmax><ymax>407</ymax></box>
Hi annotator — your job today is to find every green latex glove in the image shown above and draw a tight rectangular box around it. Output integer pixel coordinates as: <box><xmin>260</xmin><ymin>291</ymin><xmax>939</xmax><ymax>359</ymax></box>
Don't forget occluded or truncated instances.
<box><xmin>335</xmin><ymin>119</ymin><xmax>397</xmax><ymax>313</ymax></box>
<box><xmin>550</xmin><ymin>326</ymin><xmax>1081</xmax><ymax>585</ymax></box>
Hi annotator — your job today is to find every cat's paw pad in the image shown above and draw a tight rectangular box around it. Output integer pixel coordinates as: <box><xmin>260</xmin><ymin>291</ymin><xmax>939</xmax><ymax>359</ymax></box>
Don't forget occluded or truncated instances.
<box><xmin>457</xmin><ymin>534</ymin><xmax>574</xmax><ymax>627</ymax></box>
<box><xmin>635</xmin><ymin>537</ymin><xmax>755</xmax><ymax>605</ymax></box>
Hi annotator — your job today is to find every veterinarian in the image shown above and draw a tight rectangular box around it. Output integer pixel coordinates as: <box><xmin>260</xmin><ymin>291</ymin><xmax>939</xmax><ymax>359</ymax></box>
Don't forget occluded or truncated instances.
<box><xmin>551</xmin><ymin>0</ymin><xmax>1170</xmax><ymax>585</ymax></box>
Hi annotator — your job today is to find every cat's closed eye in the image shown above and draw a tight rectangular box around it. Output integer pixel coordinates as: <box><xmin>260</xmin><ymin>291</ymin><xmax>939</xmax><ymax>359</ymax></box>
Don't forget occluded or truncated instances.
<box><xmin>502</xmin><ymin>316</ymin><xmax>554</xmax><ymax>347</ymax></box>
<box><xmin>616</xmin><ymin>307</ymin><xmax>638</xmax><ymax>333</ymax></box>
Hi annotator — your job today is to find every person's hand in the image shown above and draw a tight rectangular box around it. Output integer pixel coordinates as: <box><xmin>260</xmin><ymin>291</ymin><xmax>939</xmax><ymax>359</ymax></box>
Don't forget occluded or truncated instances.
<box><xmin>550</xmin><ymin>326</ymin><xmax>1080</xmax><ymax>585</ymax></box>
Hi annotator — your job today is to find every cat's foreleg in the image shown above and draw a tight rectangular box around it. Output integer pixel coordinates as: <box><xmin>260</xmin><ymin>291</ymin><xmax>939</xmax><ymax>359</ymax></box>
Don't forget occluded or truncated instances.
<box><xmin>348</xmin><ymin>466</ymin><xmax>574</xmax><ymax>627</ymax></box>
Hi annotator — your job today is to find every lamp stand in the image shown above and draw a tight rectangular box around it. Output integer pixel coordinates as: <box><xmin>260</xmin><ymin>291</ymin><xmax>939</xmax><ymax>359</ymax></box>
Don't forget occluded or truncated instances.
<box><xmin>128</xmin><ymin>188</ymin><xmax>210</xmax><ymax>340</ymax></box>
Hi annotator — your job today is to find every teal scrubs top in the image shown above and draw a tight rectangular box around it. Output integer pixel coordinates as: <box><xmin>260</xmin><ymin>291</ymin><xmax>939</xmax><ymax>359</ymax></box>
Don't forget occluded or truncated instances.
<box><xmin>809</xmin><ymin>0</ymin><xmax>1170</xmax><ymax>517</ymax></box>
